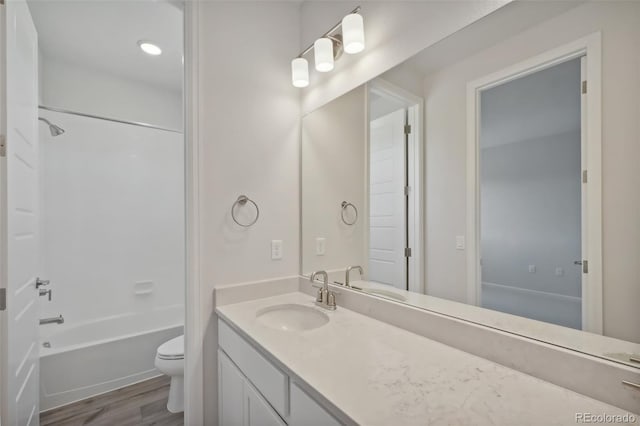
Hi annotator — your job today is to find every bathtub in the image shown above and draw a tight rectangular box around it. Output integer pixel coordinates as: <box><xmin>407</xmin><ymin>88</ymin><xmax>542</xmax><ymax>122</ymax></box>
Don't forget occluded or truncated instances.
<box><xmin>39</xmin><ymin>305</ymin><xmax>184</xmax><ymax>411</ymax></box>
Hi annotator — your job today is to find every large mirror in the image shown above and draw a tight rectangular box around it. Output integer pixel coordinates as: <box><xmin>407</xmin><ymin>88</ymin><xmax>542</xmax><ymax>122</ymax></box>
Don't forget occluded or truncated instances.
<box><xmin>301</xmin><ymin>1</ymin><xmax>640</xmax><ymax>367</ymax></box>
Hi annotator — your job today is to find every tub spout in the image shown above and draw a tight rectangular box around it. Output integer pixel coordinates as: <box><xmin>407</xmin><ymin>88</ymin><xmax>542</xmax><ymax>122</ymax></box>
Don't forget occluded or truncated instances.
<box><xmin>40</xmin><ymin>315</ymin><xmax>64</xmax><ymax>325</ymax></box>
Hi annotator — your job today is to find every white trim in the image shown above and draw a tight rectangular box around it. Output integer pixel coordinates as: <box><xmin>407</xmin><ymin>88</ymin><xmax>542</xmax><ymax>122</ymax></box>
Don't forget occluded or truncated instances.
<box><xmin>482</xmin><ymin>281</ymin><xmax>582</xmax><ymax>305</ymax></box>
<box><xmin>367</xmin><ymin>78</ymin><xmax>425</xmax><ymax>294</ymax></box>
<box><xmin>466</xmin><ymin>32</ymin><xmax>603</xmax><ymax>333</ymax></box>
<box><xmin>0</xmin><ymin>3</ymin><xmax>7</xmax><ymax>425</ymax></box>
<box><xmin>183</xmin><ymin>2</ymin><xmax>203</xmax><ymax>425</ymax></box>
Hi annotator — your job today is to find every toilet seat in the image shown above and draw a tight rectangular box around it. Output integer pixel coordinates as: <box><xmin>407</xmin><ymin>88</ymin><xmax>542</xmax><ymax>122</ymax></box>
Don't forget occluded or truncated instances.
<box><xmin>157</xmin><ymin>335</ymin><xmax>184</xmax><ymax>360</ymax></box>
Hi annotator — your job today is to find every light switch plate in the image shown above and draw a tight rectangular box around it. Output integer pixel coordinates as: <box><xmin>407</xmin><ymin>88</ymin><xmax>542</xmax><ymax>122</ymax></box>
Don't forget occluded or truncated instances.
<box><xmin>271</xmin><ymin>240</ymin><xmax>283</xmax><ymax>260</ymax></box>
<box><xmin>529</xmin><ymin>265</ymin><xmax>536</xmax><ymax>273</ymax></box>
<box><xmin>455</xmin><ymin>236</ymin><xmax>465</xmax><ymax>250</ymax></box>
<box><xmin>316</xmin><ymin>237</ymin><xmax>326</xmax><ymax>256</ymax></box>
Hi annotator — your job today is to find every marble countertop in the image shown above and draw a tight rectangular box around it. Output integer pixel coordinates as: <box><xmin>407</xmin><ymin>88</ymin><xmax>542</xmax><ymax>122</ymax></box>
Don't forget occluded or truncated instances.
<box><xmin>216</xmin><ymin>292</ymin><xmax>635</xmax><ymax>426</ymax></box>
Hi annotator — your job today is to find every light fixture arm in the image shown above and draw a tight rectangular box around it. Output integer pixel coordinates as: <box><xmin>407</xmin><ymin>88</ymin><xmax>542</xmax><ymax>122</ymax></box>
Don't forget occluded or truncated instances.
<box><xmin>296</xmin><ymin>6</ymin><xmax>360</xmax><ymax>59</ymax></box>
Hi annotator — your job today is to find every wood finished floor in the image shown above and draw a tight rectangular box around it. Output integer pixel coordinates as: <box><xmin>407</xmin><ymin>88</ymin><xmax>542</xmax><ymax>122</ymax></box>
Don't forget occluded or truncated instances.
<box><xmin>40</xmin><ymin>376</ymin><xmax>184</xmax><ymax>426</ymax></box>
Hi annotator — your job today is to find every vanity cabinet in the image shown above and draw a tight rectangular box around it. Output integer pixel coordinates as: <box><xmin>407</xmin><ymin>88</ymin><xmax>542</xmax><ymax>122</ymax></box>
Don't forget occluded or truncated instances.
<box><xmin>218</xmin><ymin>319</ymin><xmax>343</xmax><ymax>426</ymax></box>
<box><xmin>219</xmin><ymin>350</ymin><xmax>286</xmax><ymax>426</ymax></box>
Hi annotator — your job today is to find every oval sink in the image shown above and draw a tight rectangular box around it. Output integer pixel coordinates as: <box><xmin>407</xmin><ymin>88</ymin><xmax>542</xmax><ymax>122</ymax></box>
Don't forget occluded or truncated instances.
<box><xmin>364</xmin><ymin>288</ymin><xmax>407</xmax><ymax>302</ymax></box>
<box><xmin>256</xmin><ymin>304</ymin><xmax>329</xmax><ymax>332</ymax></box>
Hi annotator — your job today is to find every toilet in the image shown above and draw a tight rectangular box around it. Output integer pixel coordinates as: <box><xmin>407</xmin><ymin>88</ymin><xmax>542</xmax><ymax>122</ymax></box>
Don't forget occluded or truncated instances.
<box><xmin>155</xmin><ymin>334</ymin><xmax>184</xmax><ymax>413</ymax></box>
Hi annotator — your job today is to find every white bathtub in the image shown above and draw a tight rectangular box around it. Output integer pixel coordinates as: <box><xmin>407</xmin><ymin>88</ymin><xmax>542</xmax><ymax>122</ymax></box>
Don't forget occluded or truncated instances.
<box><xmin>39</xmin><ymin>305</ymin><xmax>184</xmax><ymax>411</ymax></box>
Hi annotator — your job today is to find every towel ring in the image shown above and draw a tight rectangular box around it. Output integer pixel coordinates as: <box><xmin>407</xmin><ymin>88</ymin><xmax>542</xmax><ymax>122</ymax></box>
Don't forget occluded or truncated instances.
<box><xmin>232</xmin><ymin>195</ymin><xmax>259</xmax><ymax>227</ymax></box>
<box><xmin>341</xmin><ymin>201</ymin><xmax>358</xmax><ymax>226</ymax></box>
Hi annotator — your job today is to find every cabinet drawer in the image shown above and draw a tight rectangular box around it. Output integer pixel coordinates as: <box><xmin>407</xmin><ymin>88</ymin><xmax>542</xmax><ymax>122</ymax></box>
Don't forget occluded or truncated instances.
<box><xmin>219</xmin><ymin>319</ymin><xmax>289</xmax><ymax>418</ymax></box>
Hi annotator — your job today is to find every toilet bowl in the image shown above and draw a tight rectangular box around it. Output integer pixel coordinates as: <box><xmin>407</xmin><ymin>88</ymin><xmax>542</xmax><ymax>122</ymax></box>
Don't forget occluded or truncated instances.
<box><xmin>155</xmin><ymin>334</ymin><xmax>184</xmax><ymax>413</ymax></box>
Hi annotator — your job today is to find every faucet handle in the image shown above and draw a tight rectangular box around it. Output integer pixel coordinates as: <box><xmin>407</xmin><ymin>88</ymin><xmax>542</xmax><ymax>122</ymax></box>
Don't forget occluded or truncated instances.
<box><xmin>327</xmin><ymin>291</ymin><xmax>336</xmax><ymax>308</ymax></box>
<box><xmin>36</xmin><ymin>277</ymin><xmax>50</xmax><ymax>288</ymax></box>
<box><xmin>39</xmin><ymin>288</ymin><xmax>52</xmax><ymax>302</ymax></box>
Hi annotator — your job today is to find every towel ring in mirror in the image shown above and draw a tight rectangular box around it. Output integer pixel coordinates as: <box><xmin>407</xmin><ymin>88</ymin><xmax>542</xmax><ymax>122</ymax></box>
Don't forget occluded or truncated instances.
<box><xmin>232</xmin><ymin>195</ymin><xmax>260</xmax><ymax>227</ymax></box>
<box><xmin>341</xmin><ymin>201</ymin><xmax>358</xmax><ymax>226</ymax></box>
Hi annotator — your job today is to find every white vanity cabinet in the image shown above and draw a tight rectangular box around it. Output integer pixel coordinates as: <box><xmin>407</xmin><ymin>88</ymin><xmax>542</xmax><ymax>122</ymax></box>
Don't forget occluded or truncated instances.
<box><xmin>218</xmin><ymin>319</ymin><xmax>343</xmax><ymax>426</ymax></box>
<box><xmin>219</xmin><ymin>350</ymin><xmax>286</xmax><ymax>426</ymax></box>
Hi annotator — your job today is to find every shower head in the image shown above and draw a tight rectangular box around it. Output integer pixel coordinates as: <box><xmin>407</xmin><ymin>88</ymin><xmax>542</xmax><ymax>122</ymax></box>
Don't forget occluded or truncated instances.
<box><xmin>38</xmin><ymin>117</ymin><xmax>65</xmax><ymax>137</ymax></box>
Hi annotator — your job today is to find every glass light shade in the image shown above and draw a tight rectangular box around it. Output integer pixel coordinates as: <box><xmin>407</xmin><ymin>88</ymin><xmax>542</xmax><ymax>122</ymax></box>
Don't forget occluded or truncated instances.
<box><xmin>314</xmin><ymin>38</ymin><xmax>334</xmax><ymax>72</ymax></box>
<box><xmin>342</xmin><ymin>13</ymin><xmax>365</xmax><ymax>54</ymax></box>
<box><xmin>291</xmin><ymin>58</ymin><xmax>309</xmax><ymax>88</ymax></box>
<box><xmin>138</xmin><ymin>41</ymin><xmax>162</xmax><ymax>56</ymax></box>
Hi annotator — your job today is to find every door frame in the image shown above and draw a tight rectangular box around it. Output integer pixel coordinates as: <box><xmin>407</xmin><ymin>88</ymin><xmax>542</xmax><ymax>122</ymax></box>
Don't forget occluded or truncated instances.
<box><xmin>0</xmin><ymin>2</ymin><xmax>203</xmax><ymax>424</ymax></box>
<box><xmin>367</xmin><ymin>78</ymin><xmax>424</xmax><ymax>293</ymax></box>
<box><xmin>465</xmin><ymin>32</ymin><xmax>603</xmax><ymax>334</ymax></box>
<box><xmin>0</xmin><ymin>1</ymin><xmax>7</xmax><ymax>423</ymax></box>
<box><xmin>183</xmin><ymin>1</ymin><xmax>203</xmax><ymax>425</ymax></box>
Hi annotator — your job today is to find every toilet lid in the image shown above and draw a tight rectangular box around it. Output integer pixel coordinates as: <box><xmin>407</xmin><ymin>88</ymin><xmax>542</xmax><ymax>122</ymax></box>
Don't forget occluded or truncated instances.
<box><xmin>157</xmin><ymin>335</ymin><xmax>184</xmax><ymax>358</ymax></box>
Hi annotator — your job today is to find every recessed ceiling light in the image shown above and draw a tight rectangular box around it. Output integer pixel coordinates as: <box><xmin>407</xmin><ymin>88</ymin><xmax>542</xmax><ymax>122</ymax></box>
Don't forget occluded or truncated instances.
<box><xmin>138</xmin><ymin>41</ymin><xmax>162</xmax><ymax>56</ymax></box>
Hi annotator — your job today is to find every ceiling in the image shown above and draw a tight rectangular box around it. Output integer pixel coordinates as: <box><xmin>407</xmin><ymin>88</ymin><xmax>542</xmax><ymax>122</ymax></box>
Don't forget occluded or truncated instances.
<box><xmin>28</xmin><ymin>0</ymin><xmax>183</xmax><ymax>92</ymax></box>
<box><xmin>480</xmin><ymin>57</ymin><xmax>581</xmax><ymax>148</ymax></box>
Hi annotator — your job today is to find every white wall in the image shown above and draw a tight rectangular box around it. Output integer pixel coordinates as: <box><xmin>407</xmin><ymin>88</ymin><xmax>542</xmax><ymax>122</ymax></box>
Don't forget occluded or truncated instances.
<box><xmin>39</xmin><ymin>110</ymin><xmax>184</xmax><ymax>324</ymax></box>
<box><xmin>40</xmin><ymin>55</ymin><xmax>183</xmax><ymax>131</ymax></box>
<box><xmin>423</xmin><ymin>2</ymin><xmax>640</xmax><ymax>342</ymax></box>
<box><xmin>302</xmin><ymin>86</ymin><xmax>366</xmax><ymax>276</ymax></box>
<box><xmin>480</xmin><ymin>131</ymin><xmax>582</xmax><ymax>329</ymax></box>
<box><xmin>300</xmin><ymin>1</ymin><xmax>509</xmax><ymax>114</ymax></box>
<box><xmin>196</xmin><ymin>3</ymin><xmax>301</xmax><ymax>424</ymax></box>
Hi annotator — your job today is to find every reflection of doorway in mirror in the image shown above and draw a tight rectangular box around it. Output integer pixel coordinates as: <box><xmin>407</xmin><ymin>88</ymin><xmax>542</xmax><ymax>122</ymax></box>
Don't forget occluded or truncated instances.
<box><xmin>368</xmin><ymin>80</ymin><xmax>423</xmax><ymax>292</ymax></box>
<box><xmin>479</xmin><ymin>58</ymin><xmax>583</xmax><ymax>329</ymax></box>
<box><xmin>467</xmin><ymin>34</ymin><xmax>603</xmax><ymax>334</ymax></box>
<box><xmin>369</xmin><ymin>108</ymin><xmax>406</xmax><ymax>289</ymax></box>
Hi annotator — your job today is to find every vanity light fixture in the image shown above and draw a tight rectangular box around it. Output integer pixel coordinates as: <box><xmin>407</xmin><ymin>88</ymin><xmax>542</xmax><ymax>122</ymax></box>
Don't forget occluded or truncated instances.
<box><xmin>291</xmin><ymin>57</ymin><xmax>310</xmax><ymax>87</ymax></box>
<box><xmin>138</xmin><ymin>40</ymin><xmax>162</xmax><ymax>56</ymax></box>
<box><xmin>342</xmin><ymin>13</ymin><xmax>365</xmax><ymax>54</ymax></box>
<box><xmin>314</xmin><ymin>38</ymin><xmax>335</xmax><ymax>72</ymax></box>
<box><xmin>290</xmin><ymin>6</ymin><xmax>364</xmax><ymax>87</ymax></box>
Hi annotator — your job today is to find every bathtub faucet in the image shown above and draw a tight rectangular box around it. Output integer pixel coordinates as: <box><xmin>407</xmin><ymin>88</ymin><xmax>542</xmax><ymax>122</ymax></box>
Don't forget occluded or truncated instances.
<box><xmin>40</xmin><ymin>315</ymin><xmax>64</xmax><ymax>325</ymax></box>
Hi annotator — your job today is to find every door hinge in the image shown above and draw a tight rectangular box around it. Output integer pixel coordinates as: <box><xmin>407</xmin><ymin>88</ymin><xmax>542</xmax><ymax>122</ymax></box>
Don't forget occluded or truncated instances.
<box><xmin>582</xmin><ymin>170</ymin><xmax>588</xmax><ymax>183</ymax></box>
<box><xmin>582</xmin><ymin>80</ymin><xmax>587</xmax><ymax>94</ymax></box>
<box><xmin>0</xmin><ymin>288</ymin><xmax>6</xmax><ymax>311</ymax></box>
<box><xmin>404</xmin><ymin>185</ymin><xmax>410</xmax><ymax>196</ymax></box>
<box><xmin>0</xmin><ymin>135</ymin><xmax>6</xmax><ymax>157</ymax></box>
<box><xmin>404</xmin><ymin>124</ymin><xmax>412</xmax><ymax>135</ymax></box>
<box><xmin>583</xmin><ymin>260</ymin><xmax>589</xmax><ymax>274</ymax></box>
<box><xmin>404</xmin><ymin>247</ymin><xmax>412</xmax><ymax>257</ymax></box>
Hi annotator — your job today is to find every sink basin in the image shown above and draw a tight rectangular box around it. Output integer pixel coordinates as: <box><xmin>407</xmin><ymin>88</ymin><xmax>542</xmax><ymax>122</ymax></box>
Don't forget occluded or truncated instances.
<box><xmin>364</xmin><ymin>288</ymin><xmax>407</xmax><ymax>302</ymax></box>
<box><xmin>256</xmin><ymin>304</ymin><xmax>329</xmax><ymax>332</ymax></box>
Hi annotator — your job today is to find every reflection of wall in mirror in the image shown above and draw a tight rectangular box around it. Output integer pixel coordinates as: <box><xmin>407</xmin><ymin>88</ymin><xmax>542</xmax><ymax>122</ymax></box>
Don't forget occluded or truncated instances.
<box><xmin>302</xmin><ymin>86</ymin><xmax>366</xmax><ymax>276</ymax></box>
<box><xmin>423</xmin><ymin>2</ymin><xmax>640</xmax><ymax>342</ymax></box>
<box><xmin>480</xmin><ymin>131</ymin><xmax>581</xmax><ymax>329</ymax></box>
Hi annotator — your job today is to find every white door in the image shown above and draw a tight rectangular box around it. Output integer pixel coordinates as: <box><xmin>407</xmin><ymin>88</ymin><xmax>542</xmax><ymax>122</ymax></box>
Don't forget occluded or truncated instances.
<box><xmin>2</xmin><ymin>1</ymin><xmax>40</xmax><ymax>425</ymax></box>
<box><xmin>369</xmin><ymin>108</ymin><xmax>406</xmax><ymax>289</ymax></box>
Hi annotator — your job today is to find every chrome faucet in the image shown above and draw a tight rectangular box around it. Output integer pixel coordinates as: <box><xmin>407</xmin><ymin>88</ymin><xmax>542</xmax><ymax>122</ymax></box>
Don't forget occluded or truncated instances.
<box><xmin>310</xmin><ymin>271</ymin><xmax>336</xmax><ymax>310</ymax></box>
<box><xmin>39</xmin><ymin>288</ymin><xmax>52</xmax><ymax>301</ymax></box>
<box><xmin>40</xmin><ymin>315</ymin><xmax>64</xmax><ymax>325</ymax></box>
<box><xmin>345</xmin><ymin>265</ymin><xmax>363</xmax><ymax>287</ymax></box>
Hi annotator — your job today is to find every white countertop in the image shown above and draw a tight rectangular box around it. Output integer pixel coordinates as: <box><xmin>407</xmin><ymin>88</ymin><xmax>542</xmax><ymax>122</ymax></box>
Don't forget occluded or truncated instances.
<box><xmin>216</xmin><ymin>292</ymin><xmax>635</xmax><ymax>426</ymax></box>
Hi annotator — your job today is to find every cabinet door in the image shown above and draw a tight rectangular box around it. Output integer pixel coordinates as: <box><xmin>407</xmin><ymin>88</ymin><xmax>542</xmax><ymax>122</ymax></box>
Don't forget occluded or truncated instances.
<box><xmin>219</xmin><ymin>350</ymin><xmax>245</xmax><ymax>426</ymax></box>
<box><xmin>290</xmin><ymin>382</ymin><xmax>341</xmax><ymax>426</ymax></box>
<box><xmin>245</xmin><ymin>381</ymin><xmax>287</xmax><ymax>426</ymax></box>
